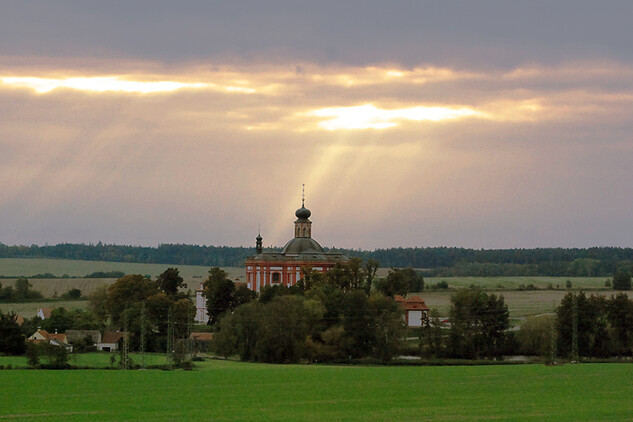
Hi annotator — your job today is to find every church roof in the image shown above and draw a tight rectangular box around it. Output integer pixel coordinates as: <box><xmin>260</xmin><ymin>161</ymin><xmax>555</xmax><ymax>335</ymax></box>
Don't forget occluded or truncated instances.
<box><xmin>281</xmin><ymin>237</ymin><xmax>324</xmax><ymax>255</ymax></box>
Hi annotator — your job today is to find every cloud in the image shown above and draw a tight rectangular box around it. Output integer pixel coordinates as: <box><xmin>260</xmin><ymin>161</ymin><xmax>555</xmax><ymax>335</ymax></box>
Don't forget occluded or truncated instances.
<box><xmin>1</xmin><ymin>58</ymin><xmax>633</xmax><ymax>248</ymax></box>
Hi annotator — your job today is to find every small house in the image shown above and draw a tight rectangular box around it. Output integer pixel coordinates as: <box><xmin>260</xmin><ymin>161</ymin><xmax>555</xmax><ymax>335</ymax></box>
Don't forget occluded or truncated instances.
<box><xmin>28</xmin><ymin>329</ymin><xmax>73</xmax><ymax>351</ymax></box>
<box><xmin>97</xmin><ymin>331</ymin><xmax>126</xmax><ymax>352</ymax></box>
<box><xmin>395</xmin><ymin>295</ymin><xmax>430</xmax><ymax>327</ymax></box>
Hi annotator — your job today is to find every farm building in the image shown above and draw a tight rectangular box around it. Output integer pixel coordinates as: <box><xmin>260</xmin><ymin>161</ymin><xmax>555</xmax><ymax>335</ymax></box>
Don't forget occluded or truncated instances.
<box><xmin>395</xmin><ymin>295</ymin><xmax>430</xmax><ymax>327</ymax></box>
<box><xmin>245</xmin><ymin>196</ymin><xmax>348</xmax><ymax>293</ymax></box>
<box><xmin>97</xmin><ymin>331</ymin><xmax>127</xmax><ymax>352</ymax></box>
<box><xmin>28</xmin><ymin>329</ymin><xmax>73</xmax><ymax>351</ymax></box>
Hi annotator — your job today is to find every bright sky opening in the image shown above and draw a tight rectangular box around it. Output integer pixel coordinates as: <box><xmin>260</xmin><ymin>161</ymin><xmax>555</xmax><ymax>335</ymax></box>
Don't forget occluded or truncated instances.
<box><xmin>305</xmin><ymin>104</ymin><xmax>485</xmax><ymax>130</ymax></box>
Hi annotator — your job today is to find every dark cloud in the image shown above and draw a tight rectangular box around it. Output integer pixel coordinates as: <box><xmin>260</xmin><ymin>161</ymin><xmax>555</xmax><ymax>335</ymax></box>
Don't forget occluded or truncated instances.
<box><xmin>2</xmin><ymin>1</ymin><xmax>633</xmax><ymax>67</ymax></box>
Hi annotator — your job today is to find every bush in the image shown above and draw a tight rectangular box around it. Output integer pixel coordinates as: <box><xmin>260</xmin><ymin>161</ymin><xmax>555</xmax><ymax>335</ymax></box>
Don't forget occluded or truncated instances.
<box><xmin>613</xmin><ymin>271</ymin><xmax>632</xmax><ymax>290</ymax></box>
<box><xmin>61</xmin><ymin>288</ymin><xmax>82</xmax><ymax>300</ymax></box>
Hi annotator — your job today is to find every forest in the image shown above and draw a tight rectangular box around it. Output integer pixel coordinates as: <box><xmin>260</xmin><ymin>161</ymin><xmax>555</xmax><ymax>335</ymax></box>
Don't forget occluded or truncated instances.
<box><xmin>1</xmin><ymin>242</ymin><xmax>633</xmax><ymax>277</ymax></box>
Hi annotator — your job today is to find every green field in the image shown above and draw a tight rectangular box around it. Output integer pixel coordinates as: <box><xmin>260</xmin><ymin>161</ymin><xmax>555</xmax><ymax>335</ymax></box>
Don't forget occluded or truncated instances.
<box><xmin>0</xmin><ymin>352</ymin><xmax>168</xmax><ymax>369</ymax></box>
<box><xmin>0</xmin><ymin>360</ymin><xmax>632</xmax><ymax>421</ymax></box>
<box><xmin>0</xmin><ymin>258</ymin><xmax>245</xmax><ymax>297</ymax></box>
<box><xmin>424</xmin><ymin>276</ymin><xmax>610</xmax><ymax>290</ymax></box>
<box><xmin>0</xmin><ymin>257</ymin><xmax>245</xmax><ymax>281</ymax></box>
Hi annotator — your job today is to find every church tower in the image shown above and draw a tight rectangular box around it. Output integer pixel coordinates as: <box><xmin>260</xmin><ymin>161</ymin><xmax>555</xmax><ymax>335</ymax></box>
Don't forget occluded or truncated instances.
<box><xmin>294</xmin><ymin>191</ymin><xmax>312</xmax><ymax>239</ymax></box>
<box><xmin>255</xmin><ymin>230</ymin><xmax>263</xmax><ymax>254</ymax></box>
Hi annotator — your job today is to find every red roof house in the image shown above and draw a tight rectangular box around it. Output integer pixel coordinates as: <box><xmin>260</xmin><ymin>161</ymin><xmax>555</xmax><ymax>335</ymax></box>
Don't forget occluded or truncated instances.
<box><xmin>395</xmin><ymin>295</ymin><xmax>430</xmax><ymax>327</ymax></box>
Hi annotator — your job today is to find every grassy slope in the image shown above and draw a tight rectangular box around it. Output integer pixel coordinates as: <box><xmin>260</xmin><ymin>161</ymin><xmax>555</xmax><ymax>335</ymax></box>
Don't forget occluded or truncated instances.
<box><xmin>0</xmin><ymin>360</ymin><xmax>632</xmax><ymax>421</ymax></box>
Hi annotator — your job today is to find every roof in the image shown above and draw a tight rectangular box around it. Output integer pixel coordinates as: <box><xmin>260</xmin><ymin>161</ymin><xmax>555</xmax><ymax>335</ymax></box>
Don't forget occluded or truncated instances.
<box><xmin>101</xmin><ymin>331</ymin><xmax>126</xmax><ymax>344</ymax></box>
<box><xmin>281</xmin><ymin>237</ymin><xmax>325</xmax><ymax>255</ymax></box>
<box><xmin>15</xmin><ymin>315</ymin><xmax>24</xmax><ymax>326</ymax></box>
<box><xmin>395</xmin><ymin>295</ymin><xmax>430</xmax><ymax>311</ymax></box>
<box><xmin>29</xmin><ymin>329</ymin><xmax>68</xmax><ymax>344</ymax></box>
<box><xmin>38</xmin><ymin>308</ymin><xmax>54</xmax><ymax>319</ymax></box>
<box><xmin>190</xmin><ymin>332</ymin><xmax>213</xmax><ymax>341</ymax></box>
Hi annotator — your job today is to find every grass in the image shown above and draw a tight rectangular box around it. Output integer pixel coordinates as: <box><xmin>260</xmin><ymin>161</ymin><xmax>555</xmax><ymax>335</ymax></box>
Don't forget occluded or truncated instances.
<box><xmin>0</xmin><ymin>360</ymin><xmax>632</xmax><ymax>421</ymax></box>
<box><xmin>0</xmin><ymin>352</ymin><xmax>169</xmax><ymax>369</ymax></box>
<box><xmin>424</xmin><ymin>276</ymin><xmax>610</xmax><ymax>290</ymax></box>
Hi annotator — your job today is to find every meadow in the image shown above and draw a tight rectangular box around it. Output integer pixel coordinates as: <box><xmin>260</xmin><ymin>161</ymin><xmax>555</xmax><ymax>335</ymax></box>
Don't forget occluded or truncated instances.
<box><xmin>0</xmin><ymin>359</ymin><xmax>632</xmax><ymax>421</ymax></box>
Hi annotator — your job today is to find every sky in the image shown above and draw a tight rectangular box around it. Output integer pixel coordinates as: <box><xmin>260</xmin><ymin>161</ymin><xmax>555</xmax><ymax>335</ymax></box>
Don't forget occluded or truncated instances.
<box><xmin>1</xmin><ymin>1</ymin><xmax>633</xmax><ymax>250</ymax></box>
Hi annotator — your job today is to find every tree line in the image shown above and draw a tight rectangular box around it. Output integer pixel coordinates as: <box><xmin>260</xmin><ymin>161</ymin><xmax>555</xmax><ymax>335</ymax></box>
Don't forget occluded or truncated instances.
<box><xmin>3</xmin><ymin>242</ymin><xmax>633</xmax><ymax>276</ymax></box>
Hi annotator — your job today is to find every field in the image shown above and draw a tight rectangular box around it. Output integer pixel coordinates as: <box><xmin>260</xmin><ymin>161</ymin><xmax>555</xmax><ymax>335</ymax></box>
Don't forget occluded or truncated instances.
<box><xmin>0</xmin><ymin>258</ymin><xmax>627</xmax><ymax>321</ymax></box>
<box><xmin>0</xmin><ymin>360</ymin><xmax>632</xmax><ymax>421</ymax></box>
<box><xmin>0</xmin><ymin>300</ymin><xmax>89</xmax><ymax>318</ymax></box>
<box><xmin>0</xmin><ymin>258</ymin><xmax>245</xmax><ymax>297</ymax></box>
<box><xmin>0</xmin><ymin>352</ymin><xmax>168</xmax><ymax>369</ymax></box>
<box><xmin>0</xmin><ymin>257</ymin><xmax>245</xmax><ymax>281</ymax></box>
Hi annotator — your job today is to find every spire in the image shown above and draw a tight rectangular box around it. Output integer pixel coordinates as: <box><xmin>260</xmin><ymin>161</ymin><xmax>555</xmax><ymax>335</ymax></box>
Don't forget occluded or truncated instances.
<box><xmin>255</xmin><ymin>226</ymin><xmax>263</xmax><ymax>254</ymax></box>
<box><xmin>302</xmin><ymin>183</ymin><xmax>305</xmax><ymax>208</ymax></box>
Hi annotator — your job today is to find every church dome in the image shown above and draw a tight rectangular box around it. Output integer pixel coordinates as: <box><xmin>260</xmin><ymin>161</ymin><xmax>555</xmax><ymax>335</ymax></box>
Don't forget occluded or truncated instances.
<box><xmin>281</xmin><ymin>237</ymin><xmax>324</xmax><ymax>255</ymax></box>
<box><xmin>295</xmin><ymin>206</ymin><xmax>311</xmax><ymax>220</ymax></box>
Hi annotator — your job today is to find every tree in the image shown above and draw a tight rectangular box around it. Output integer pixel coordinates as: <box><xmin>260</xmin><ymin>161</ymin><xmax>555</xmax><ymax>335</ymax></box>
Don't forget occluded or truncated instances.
<box><xmin>420</xmin><ymin>309</ymin><xmax>445</xmax><ymax>358</ymax></box>
<box><xmin>363</xmin><ymin>259</ymin><xmax>379</xmax><ymax>293</ymax></box>
<box><xmin>613</xmin><ymin>271</ymin><xmax>632</xmax><ymax>290</ymax></box>
<box><xmin>448</xmin><ymin>289</ymin><xmax>509</xmax><ymax>359</ymax></box>
<box><xmin>15</xmin><ymin>277</ymin><xmax>31</xmax><ymax>300</ymax></box>
<box><xmin>0</xmin><ymin>311</ymin><xmax>25</xmax><ymax>355</ymax></box>
<box><xmin>253</xmin><ymin>296</ymin><xmax>324</xmax><ymax>363</ymax></box>
<box><xmin>515</xmin><ymin>315</ymin><xmax>554</xmax><ymax>356</ymax></box>
<box><xmin>214</xmin><ymin>301</ymin><xmax>263</xmax><ymax>360</ymax></box>
<box><xmin>106</xmin><ymin>274</ymin><xmax>158</xmax><ymax>326</ymax></box>
<box><xmin>12</xmin><ymin>278</ymin><xmax>43</xmax><ymax>301</ymax></box>
<box><xmin>606</xmin><ymin>293</ymin><xmax>633</xmax><ymax>355</ymax></box>
<box><xmin>88</xmin><ymin>285</ymin><xmax>109</xmax><ymax>325</ymax></box>
<box><xmin>203</xmin><ymin>267</ymin><xmax>236</xmax><ymax>325</ymax></box>
<box><xmin>25</xmin><ymin>342</ymin><xmax>40</xmax><ymax>368</ymax></box>
<box><xmin>156</xmin><ymin>268</ymin><xmax>186</xmax><ymax>296</ymax></box>
<box><xmin>369</xmin><ymin>294</ymin><xmax>406</xmax><ymax>362</ymax></box>
<box><xmin>374</xmin><ymin>268</ymin><xmax>423</xmax><ymax>297</ymax></box>
<box><xmin>61</xmin><ymin>288</ymin><xmax>82</xmax><ymax>300</ymax></box>
<box><xmin>556</xmin><ymin>292</ymin><xmax>610</xmax><ymax>358</ymax></box>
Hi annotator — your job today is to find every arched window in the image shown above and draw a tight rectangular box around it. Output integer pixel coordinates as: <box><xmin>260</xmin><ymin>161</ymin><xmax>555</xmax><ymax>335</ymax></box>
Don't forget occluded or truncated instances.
<box><xmin>303</xmin><ymin>227</ymin><xmax>307</xmax><ymax>237</ymax></box>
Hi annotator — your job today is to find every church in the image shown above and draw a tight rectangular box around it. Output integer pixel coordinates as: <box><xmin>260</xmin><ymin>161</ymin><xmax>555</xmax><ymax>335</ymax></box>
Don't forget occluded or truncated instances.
<box><xmin>245</xmin><ymin>197</ymin><xmax>348</xmax><ymax>292</ymax></box>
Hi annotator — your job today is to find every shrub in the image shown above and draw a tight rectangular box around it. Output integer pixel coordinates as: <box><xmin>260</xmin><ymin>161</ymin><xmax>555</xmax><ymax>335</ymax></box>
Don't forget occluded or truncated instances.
<box><xmin>613</xmin><ymin>271</ymin><xmax>632</xmax><ymax>291</ymax></box>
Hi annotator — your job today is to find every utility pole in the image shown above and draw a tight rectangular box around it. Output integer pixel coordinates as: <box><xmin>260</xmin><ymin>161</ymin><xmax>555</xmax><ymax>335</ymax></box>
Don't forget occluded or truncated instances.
<box><xmin>122</xmin><ymin>309</ymin><xmax>130</xmax><ymax>370</ymax></box>
<box><xmin>166</xmin><ymin>305</ymin><xmax>174</xmax><ymax>370</ymax></box>
<box><xmin>571</xmin><ymin>294</ymin><xmax>579</xmax><ymax>362</ymax></box>
<box><xmin>140</xmin><ymin>302</ymin><xmax>146</xmax><ymax>369</ymax></box>
<box><xmin>549</xmin><ymin>306</ymin><xmax>557</xmax><ymax>365</ymax></box>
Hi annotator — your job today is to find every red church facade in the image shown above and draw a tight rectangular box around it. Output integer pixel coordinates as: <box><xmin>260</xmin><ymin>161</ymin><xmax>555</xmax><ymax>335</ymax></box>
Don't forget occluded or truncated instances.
<box><xmin>245</xmin><ymin>200</ymin><xmax>347</xmax><ymax>293</ymax></box>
